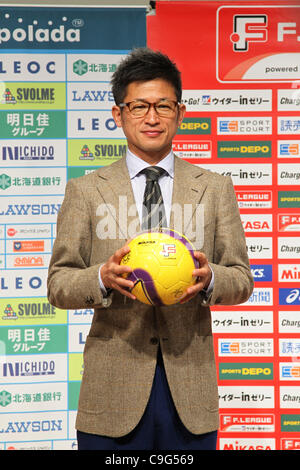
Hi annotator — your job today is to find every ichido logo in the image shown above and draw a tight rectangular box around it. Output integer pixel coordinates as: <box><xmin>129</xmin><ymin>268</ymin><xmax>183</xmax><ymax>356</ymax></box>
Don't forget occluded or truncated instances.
<box><xmin>230</xmin><ymin>15</ymin><xmax>268</xmax><ymax>52</ymax></box>
<box><xmin>0</xmin><ymin>12</ymin><xmax>81</xmax><ymax>44</ymax></box>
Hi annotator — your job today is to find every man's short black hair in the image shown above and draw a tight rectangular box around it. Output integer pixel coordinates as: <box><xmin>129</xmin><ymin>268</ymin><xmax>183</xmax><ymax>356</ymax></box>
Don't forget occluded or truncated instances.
<box><xmin>111</xmin><ymin>47</ymin><xmax>182</xmax><ymax>105</ymax></box>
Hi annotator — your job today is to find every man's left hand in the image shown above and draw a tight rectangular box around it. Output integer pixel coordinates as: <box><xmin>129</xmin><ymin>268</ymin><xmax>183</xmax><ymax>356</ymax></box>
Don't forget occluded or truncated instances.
<box><xmin>179</xmin><ymin>251</ymin><xmax>212</xmax><ymax>304</ymax></box>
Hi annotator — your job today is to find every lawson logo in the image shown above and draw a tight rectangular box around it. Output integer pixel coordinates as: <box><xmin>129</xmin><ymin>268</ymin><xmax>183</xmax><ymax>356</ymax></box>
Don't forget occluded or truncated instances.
<box><xmin>251</xmin><ymin>265</ymin><xmax>272</xmax><ymax>282</ymax></box>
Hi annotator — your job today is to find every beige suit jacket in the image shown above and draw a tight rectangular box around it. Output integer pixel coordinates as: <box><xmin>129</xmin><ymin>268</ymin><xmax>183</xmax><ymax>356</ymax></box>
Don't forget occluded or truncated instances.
<box><xmin>47</xmin><ymin>156</ymin><xmax>253</xmax><ymax>437</ymax></box>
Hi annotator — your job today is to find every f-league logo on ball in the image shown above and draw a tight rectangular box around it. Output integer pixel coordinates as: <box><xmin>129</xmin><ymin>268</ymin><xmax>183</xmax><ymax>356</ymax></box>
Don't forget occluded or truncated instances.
<box><xmin>160</xmin><ymin>244</ymin><xmax>176</xmax><ymax>257</ymax></box>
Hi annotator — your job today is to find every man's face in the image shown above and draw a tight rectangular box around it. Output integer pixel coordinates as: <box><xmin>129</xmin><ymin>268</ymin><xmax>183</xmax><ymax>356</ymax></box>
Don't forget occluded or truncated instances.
<box><xmin>112</xmin><ymin>78</ymin><xmax>186</xmax><ymax>164</ymax></box>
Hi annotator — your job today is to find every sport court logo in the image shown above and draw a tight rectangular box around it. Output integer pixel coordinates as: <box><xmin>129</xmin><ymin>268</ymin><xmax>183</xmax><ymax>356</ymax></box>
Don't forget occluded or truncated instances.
<box><xmin>230</xmin><ymin>15</ymin><xmax>268</xmax><ymax>52</ymax></box>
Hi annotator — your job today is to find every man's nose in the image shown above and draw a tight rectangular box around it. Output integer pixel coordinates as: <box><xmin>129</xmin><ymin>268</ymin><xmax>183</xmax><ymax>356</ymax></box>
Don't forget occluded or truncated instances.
<box><xmin>144</xmin><ymin>104</ymin><xmax>160</xmax><ymax>123</ymax></box>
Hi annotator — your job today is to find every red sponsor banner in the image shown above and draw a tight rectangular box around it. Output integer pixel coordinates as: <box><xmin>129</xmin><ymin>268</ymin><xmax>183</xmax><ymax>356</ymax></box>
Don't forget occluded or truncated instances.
<box><xmin>148</xmin><ymin>0</ymin><xmax>300</xmax><ymax>451</ymax></box>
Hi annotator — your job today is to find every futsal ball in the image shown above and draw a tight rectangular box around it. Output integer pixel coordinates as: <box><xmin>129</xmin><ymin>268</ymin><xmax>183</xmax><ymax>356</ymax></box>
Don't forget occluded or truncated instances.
<box><xmin>120</xmin><ymin>228</ymin><xmax>199</xmax><ymax>306</ymax></box>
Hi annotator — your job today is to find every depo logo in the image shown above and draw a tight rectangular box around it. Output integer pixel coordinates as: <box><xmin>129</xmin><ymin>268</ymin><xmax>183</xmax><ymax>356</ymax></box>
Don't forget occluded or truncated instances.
<box><xmin>230</xmin><ymin>15</ymin><xmax>268</xmax><ymax>51</ymax></box>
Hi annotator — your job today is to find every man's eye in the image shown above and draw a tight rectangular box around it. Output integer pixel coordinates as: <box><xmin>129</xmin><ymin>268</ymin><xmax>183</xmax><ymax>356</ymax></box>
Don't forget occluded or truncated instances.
<box><xmin>132</xmin><ymin>103</ymin><xmax>147</xmax><ymax>110</ymax></box>
<box><xmin>157</xmin><ymin>104</ymin><xmax>171</xmax><ymax>109</ymax></box>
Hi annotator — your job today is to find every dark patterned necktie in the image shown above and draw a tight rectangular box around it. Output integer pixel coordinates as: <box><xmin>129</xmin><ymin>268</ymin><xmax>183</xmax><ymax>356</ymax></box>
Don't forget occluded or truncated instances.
<box><xmin>140</xmin><ymin>166</ymin><xmax>167</xmax><ymax>230</ymax></box>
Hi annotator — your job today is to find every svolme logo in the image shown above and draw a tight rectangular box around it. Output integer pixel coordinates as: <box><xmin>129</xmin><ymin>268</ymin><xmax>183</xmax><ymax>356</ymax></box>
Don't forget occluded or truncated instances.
<box><xmin>0</xmin><ymin>13</ymin><xmax>80</xmax><ymax>44</ymax></box>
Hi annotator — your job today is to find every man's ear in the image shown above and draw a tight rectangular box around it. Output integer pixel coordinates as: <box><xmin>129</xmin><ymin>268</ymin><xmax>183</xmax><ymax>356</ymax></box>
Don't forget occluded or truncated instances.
<box><xmin>112</xmin><ymin>105</ymin><xmax>123</xmax><ymax>128</ymax></box>
<box><xmin>177</xmin><ymin>103</ymin><xmax>186</xmax><ymax>127</ymax></box>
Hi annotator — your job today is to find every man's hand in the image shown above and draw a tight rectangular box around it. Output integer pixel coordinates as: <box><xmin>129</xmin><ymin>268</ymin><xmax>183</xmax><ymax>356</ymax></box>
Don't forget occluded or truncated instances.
<box><xmin>179</xmin><ymin>251</ymin><xmax>212</xmax><ymax>304</ymax></box>
<box><xmin>100</xmin><ymin>244</ymin><xmax>136</xmax><ymax>300</ymax></box>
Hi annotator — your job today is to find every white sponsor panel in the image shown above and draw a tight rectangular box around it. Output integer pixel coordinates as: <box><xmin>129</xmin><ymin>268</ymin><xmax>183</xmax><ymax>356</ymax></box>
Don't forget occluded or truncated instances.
<box><xmin>182</xmin><ymin>89</ymin><xmax>272</xmax><ymax>111</ymax></box>
<box><xmin>278</xmin><ymin>140</ymin><xmax>300</xmax><ymax>158</ymax></box>
<box><xmin>219</xmin><ymin>437</ymin><xmax>276</xmax><ymax>450</ymax></box>
<box><xmin>279</xmin><ymin>264</ymin><xmax>300</xmax><ymax>283</ymax></box>
<box><xmin>67</xmin><ymin>54</ymin><xmax>125</xmax><ymax>82</ymax></box>
<box><xmin>6</xmin><ymin>224</ymin><xmax>52</xmax><ymax>239</ymax></box>
<box><xmin>0</xmin><ymin>269</ymin><xmax>47</xmax><ymax>297</ymax></box>
<box><xmin>67</xmin><ymin>110</ymin><xmax>125</xmax><ymax>138</ymax></box>
<box><xmin>278</xmin><ymin>89</ymin><xmax>300</xmax><ymax>111</ymax></box>
<box><xmin>0</xmin><ymin>195</ymin><xmax>63</xmax><ymax>223</ymax></box>
<box><xmin>0</xmin><ymin>354</ymin><xmax>67</xmax><ymax>383</ymax></box>
<box><xmin>0</xmin><ymin>139</ymin><xmax>66</xmax><ymax>167</ymax></box>
<box><xmin>241</xmin><ymin>213</ymin><xmax>272</xmax><ymax>232</ymax></box>
<box><xmin>68</xmin><ymin>324</ymin><xmax>90</xmax><ymax>353</ymax></box>
<box><xmin>198</xmin><ymin>164</ymin><xmax>272</xmax><ymax>185</ymax></box>
<box><xmin>0</xmin><ymin>382</ymin><xmax>68</xmax><ymax>412</ymax></box>
<box><xmin>218</xmin><ymin>386</ymin><xmax>275</xmax><ymax>408</ymax></box>
<box><xmin>6</xmin><ymin>238</ymin><xmax>52</xmax><ymax>253</ymax></box>
<box><xmin>246</xmin><ymin>237</ymin><xmax>273</xmax><ymax>259</ymax></box>
<box><xmin>212</xmin><ymin>310</ymin><xmax>273</xmax><ymax>333</ymax></box>
<box><xmin>67</xmin><ymin>82</ymin><xmax>114</xmax><ymax>110</ymax></box>
<box><xmin>278</xmin><ymin>238</ymin><xmax>300</xmax><ymax>259</ymax></box>
<box><xmin>0</xmin><ymin>167</ymin><xmax>66</xmax><ymax>195</ymax></box>
<box><xmin>0</xmin><ymin>411</ymin><xmax>67</xmax><ymax>441</ymax></box>
<box><xmin>280</xmin><ymin>363</ymin><xmax>300</xmax><ymax>381</ymax></box>
<box><xmin>68</xmin><ymin>308</ymin><xmax>94</xmax><ymax>325</ymax></box>
<box><xmin>0</xmin><ymin>54</ymin><xmax>65</xmax><ymax>81</ymax></box>
<box><xmin>236</xmin><ymin>190</ymin><xmax>272</xmax><ymax>209</ymax></box>
<box><xmin>278</xmin><ymin>117</ymin><xmax>300</xmax><ymax>134</ymax></box>
<box><xmin>242</xmin><ymin>288</ymin><xmax>273</xmax><ymax>306</ymax></box>
<box><xmin>278</xmin><ymin>214</ymin><xmax>300</xmax><ymax>232</ymax></box>
<box><xmin>6</xmin><ymin>253</ymin><xmax>52</xmax><ymax>269</ymax></box>
<box><xmin>279</xmin><ymin>339</ymin><xmax>300</xmax><ymax>357</ymax></box>
<box><xmin>220</xmin><ymin>414</ymin><xmax>275</xmax><ymax>433</ymax></box>
<box><xmin>280</xmin><ymin>387</ymin><xmax>300</xmax><ymax>408</ymax></box>
<box><xmin>217</xmin><ymin>117</ymin><xmax>272</xmax><ymax>135</ymax></box>
<box><xmin>279</xmin><ymin>311</ymin><xmax>300</xmax><ymax>333</ymax></box>
<box><xmin>218</xmin><ymin>338</ymin><xmax>273</xmax><ymax>357</ymax></box>
<box><xmin>172</xmin><ymin>140</ymin><xmax>212</xmax><ymax>159</ymax></box>
<box><xmin>53</xmin><ymin>439</ymin><xmax>78</xmax><ymax>450</ymax></box>
<box><xmin>4</xmin><ymin>441</ymin><xmax>52</xmax><ymax>450</ymax></box>
<box><xmin>278</xmin><ymin>164</ymin><xmax>300</xmax><ymax>185</ymax></box>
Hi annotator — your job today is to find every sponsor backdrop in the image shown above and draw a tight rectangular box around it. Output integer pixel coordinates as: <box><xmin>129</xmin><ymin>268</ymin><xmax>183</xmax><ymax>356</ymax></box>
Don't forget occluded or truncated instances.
<box><xmin>148</xmin><ymin>0</ymin><xmax>300</xmax><ymax>451</ymax></box>
<box><xmin>0</xmin><ymin>5</ymin><xmax>146</xmax><ymax>450</ymax></box>
<box><xmin>1</xmin><ymin>0</ymin><xmax>300</xmax><ymax>452</ymax></box>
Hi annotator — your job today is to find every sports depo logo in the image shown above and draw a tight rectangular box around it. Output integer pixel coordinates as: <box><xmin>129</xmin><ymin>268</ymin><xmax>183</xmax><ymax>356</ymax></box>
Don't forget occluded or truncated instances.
<box><xmin>230</xmin><ymin>15</ymin><xmax>268</xmax><ymax>52</ymax></box>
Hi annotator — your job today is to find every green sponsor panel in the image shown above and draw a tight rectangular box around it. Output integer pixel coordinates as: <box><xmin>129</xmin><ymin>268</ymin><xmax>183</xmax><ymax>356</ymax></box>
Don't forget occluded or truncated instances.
<box><xmin>0</xmin><ymin>83</ymin><xmax>66</xmax><ymax>110</ymax></box>
<box><xmin>177</xmin><ymin>117</ymin><xmax>211</xmax><ymax>135</ymax></box>
<box><xmin>219</xmin><ymin>362</ymin><xmax>273</xmax><ymax>380</ymax></box>
<box><xmin>218</xmin><ymin>141</ymin><xmax>272</xmax><ymax>158</ymax></box>
<box><xmin>0</xmin><ymin>110</ymin><xmax>66</xmax><ymax>138</ymax></box>
<box><xmin>68</xmin><ymin>139</ymin><xmax>127</xmax><ymax>166</ymax></box>
<box><xmin>0</xmin><ymin>298</ymin><xmax>68</xmax><ymax>326</ymax></box>
<box><xmin>0</xmin><ymin>324</ymin><xmax>67</xmax><ymax>354</ymax></box>
<box><xmin>281</xmin><ymin>414</ymin><xmax>300</xmax><ymax>432</ymax></box>
<box><xmin>69</xmin><ymin>353</ymin><xmax>83</xmax><ymax>381</ymax></box>
<box><xmin>68</xmin><ymin>381</ymin><xmax>81</xmax><ymax>410</ymax></box>
<box><xmin>278</xmin><ymin>191</ymin><xmax>300</xmax><ymax>208</ymax></box>
<box><xmin>67</xmin><ymin>166</ymin><xmax>99</xmax><ymax>179</ymax></box>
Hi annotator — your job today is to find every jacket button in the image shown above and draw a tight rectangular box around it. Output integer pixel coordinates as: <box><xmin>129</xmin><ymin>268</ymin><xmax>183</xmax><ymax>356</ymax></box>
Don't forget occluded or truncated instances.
<box><xmin>150</xmin><ymin>337</ymin><xmax>159</xmax><ymax>345</ymax></box>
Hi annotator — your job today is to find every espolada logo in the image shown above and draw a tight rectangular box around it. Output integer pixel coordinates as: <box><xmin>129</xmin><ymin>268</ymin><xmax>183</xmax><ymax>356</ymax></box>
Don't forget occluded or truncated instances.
<box><xmin>0</xmin><ymin>13</ymin><xmax>80</xmax><ymax>44</ymax></box>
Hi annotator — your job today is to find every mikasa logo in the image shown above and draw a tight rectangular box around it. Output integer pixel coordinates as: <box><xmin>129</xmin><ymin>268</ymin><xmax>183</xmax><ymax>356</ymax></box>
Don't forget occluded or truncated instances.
<box><xmin>0</xmin><ymin>15</ymin><xmax>80</xmax><ymax>44</ymax></box>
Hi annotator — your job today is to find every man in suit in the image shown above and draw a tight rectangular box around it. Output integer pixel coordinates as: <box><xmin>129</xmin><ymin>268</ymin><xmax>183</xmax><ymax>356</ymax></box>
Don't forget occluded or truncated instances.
<box><xmin>47</xmin><ymin>48</ymin><xmax>253</xmax><ymax>450</ymax></box>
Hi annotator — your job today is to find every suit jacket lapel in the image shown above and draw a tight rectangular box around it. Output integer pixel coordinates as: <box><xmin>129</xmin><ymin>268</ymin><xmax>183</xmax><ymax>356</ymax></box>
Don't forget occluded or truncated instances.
<box><xmin>170</xmin><ymin>157</ymin><xmax>208</xmax><ymax>248</ymax></box>
<box><xmin>95</xmin><ymin>157</ymin><xmax>142</xmax><ymax>240</ymax></box>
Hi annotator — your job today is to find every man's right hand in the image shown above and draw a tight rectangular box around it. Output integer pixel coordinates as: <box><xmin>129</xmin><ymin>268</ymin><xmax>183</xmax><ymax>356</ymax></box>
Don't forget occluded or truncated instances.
<box><xmin>100</xmin><ymin>244</ymin><xmax>136</xmax><ymax>300</ymax></box>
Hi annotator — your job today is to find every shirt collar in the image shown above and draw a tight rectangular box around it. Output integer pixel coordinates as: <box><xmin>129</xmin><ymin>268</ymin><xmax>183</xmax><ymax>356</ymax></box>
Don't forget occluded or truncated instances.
<box><xmin>126</xmin><ymin>148</ymin><xmax>175</xmax><ymax>180</ymax></box>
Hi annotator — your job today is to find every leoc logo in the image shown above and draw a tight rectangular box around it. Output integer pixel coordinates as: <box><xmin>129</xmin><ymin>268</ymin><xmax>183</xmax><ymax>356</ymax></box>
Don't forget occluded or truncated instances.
<box><xmin>231</xmin><ymin>15</ymin><xmax>268</xmax><ymax>52</ymax></box>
